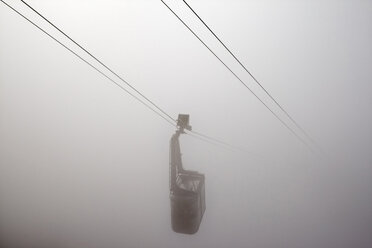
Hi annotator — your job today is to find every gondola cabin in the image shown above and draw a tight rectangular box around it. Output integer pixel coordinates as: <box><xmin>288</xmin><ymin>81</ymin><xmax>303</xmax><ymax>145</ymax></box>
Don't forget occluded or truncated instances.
<box><xmin>169</xmin><ymin>114</ymin><xmax>206</xmax><ymax>234</ymax></box>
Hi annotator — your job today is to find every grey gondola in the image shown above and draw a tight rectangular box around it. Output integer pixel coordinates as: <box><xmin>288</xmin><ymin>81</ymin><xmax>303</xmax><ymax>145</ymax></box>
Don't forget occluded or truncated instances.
<box><xmin>169</xmin><ymin>114</ymin><xmax>206</xmax><ymax>234</ymax></box>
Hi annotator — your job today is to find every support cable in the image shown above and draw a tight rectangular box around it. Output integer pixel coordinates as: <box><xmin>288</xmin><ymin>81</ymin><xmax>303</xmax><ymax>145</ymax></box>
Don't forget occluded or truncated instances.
<box><xmin>185</xmin><ymin>131</ymin><xmax>275</xmax><ymax>163</ymax></box>
<box><xmin>181</xmin><ymin>0</ymin><xmax>320</xmax><ymax>151</ymax></box>
<box><xmin>16</xmin><ymin>0</ymin><xmax>293</xmax><ymax>155</ymax></box>
<box><xmin>19</xmin><ymin>0</ymin><xmax>253</xmax><ymax>154</ymax></box>
<box><xmin>190</xmin><ymin>130</ymin><xmax>246</xmax><ymax>153</ymax></box>
<box><xmin>0</xmin><ymin>0</ymin><xmax>176</xmax><ymax>127</ymax></box>
<box><xmin>160</xmin><ymin>0</ymin><xmax>314</xmax><ymax>153</ymax></box>
<box><xmin>1</xmin><ymin>0</ymin><xmax>303</xmax><ymax>157</ymax></box>
<box><xmin>21</xmin><ymin>0</ymin><xmax>177</xmax><ymax>123</ymax></box>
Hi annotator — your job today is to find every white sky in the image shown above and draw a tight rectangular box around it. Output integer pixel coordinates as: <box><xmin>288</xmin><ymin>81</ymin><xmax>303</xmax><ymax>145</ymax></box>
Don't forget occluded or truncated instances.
<box><xmin>1</xmin><ymin>0</ymin><xmax>372</xmax><ymax>247</ymax></box>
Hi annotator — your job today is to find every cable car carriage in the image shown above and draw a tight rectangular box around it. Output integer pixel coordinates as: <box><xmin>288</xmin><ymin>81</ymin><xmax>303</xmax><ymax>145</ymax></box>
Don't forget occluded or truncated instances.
<box><xmin>169</xmin><ymin>114</ymin><xmax>205</xmax><ymax>234</ymax></box>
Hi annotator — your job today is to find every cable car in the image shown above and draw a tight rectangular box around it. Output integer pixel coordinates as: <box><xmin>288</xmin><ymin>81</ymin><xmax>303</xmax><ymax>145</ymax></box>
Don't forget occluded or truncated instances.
<box><xmin>169</xmin><ymin>114</ymin><xmax>206</xmax><ymax>234</ymax></box>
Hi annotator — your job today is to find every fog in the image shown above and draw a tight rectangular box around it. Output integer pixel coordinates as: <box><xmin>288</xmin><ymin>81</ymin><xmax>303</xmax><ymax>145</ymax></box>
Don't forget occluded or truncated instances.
<box><xmin>1</xmin><ymin>0</ymin><xmax>372</xmax><ymax>247</ymax></box>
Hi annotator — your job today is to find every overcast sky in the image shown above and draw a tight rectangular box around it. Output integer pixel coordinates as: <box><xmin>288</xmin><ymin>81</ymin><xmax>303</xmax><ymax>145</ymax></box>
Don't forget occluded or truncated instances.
<box><xmin>1</xmin><ymin>0</ymin><xmax>372</xmax><ymax>247</ymax></box>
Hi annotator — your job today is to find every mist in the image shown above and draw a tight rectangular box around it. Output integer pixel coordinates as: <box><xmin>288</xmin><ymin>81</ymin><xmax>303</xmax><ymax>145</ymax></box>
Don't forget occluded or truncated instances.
<box><xmin>1</xmin><ymin>0</ymin><xmax>372</xmax><ymax>247</ymax></box>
